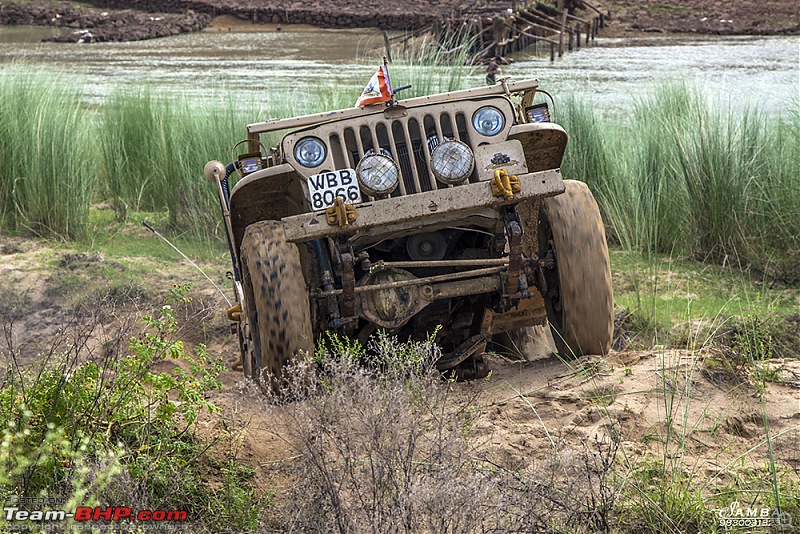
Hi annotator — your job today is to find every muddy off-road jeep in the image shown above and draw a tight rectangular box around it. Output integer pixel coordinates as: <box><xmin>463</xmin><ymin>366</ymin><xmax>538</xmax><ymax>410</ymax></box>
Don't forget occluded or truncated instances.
<box><xmin>204</xmin><ymin>78</ymin><xmax>613</xmax><ymax>387</ymax></box>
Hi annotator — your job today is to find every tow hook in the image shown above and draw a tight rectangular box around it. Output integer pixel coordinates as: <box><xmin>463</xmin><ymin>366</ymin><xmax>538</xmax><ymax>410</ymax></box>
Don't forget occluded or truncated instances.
<box><xmin>226</xmin><ymin>303</ymin><xmax>242</xmax><ymax>322</ymax></box>
<box><xmin>326</xmin><ymin>196</ymin><xmax>357</xmax><ymax>227</ymax></box>
<box><xmin>491</xmin><ymin>168</ymin><xmax>521</xmax><ymax>200</ymax></box>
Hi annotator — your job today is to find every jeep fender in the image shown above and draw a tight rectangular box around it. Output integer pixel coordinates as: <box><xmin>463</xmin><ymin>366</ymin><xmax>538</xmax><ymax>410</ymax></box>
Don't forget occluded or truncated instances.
<box><xmin>507</xmin><ymin>122</ymin><xmax>568</xmax><ymax>173</ymax></box>
<box><xmin>229</xmin><ymin>163</ymin><xmax>305</xmax><ymax>255</ymax></box>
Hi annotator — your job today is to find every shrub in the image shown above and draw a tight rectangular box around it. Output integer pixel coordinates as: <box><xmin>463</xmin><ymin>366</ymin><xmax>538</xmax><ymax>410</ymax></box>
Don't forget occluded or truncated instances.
<box><xmin>273</xmin><ymin>333</ymin><xmax>620</xmax><ymax>533</ymax></box>
<box><xmin>0</xmin><ymin>284</ymin><xmax>261</xmax><ymax>532</ymax></box>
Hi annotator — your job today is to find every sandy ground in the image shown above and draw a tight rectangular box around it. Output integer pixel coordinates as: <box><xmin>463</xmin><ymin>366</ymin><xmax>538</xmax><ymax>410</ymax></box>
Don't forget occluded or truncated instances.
<box><xmin>211</xmin><ymin>351</ymin><xmax>800</xmax><ymax>512</ymax></box>
<box><xmin>4</xmin><ymin>232</ymin><xmax>797</xmax><ymax>523</ymax></box>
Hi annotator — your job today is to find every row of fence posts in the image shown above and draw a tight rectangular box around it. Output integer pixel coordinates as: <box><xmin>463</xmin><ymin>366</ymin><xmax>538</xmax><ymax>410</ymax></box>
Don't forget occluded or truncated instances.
<box><xmin>486</xmin><ymin>1</ymin><xmax>606</xmax><ymax>61</ymax></box>
<box><xmin>383</xmin><ymin>1</ymin><xmax>607</xmax><ymax>65</ymax></box>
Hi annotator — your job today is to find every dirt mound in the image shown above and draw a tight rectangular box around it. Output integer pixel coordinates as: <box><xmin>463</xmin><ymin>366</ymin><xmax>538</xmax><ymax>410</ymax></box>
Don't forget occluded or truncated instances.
<box><xmin>604</xmin><ymin>0</ymin><xmax>799</xmax><ymax>36</ymax></box>
<box><xmin>202</xmin><ymin>347</ymin><xmax>800</xmax><ymax>526</ymax></box>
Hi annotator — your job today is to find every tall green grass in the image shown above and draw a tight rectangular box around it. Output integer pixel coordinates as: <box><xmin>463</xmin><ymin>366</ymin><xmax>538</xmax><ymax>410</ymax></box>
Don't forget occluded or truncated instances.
<box><xmin>388</xmin><ymin>32</ymin><xmax>477</xmax><ymax>97</ymax></box>
<box><xmin>560</xmin><ymin>83</ymin><xmax>800</xmax><ymax>281</ymax></box>
<box><xmin>0</xmin><ymin>53</ymin><xmax>472</xmax><ymax>242</ymax></box>
<box><xmin>99</xmin><ymin>90</ymin><xmax>254</xmax><ymax>237</ymax></box>
<box><xmin>0</xmin><ymin>72</ymin><xmax>95</xmax><ymax>239</ymax></box>
<box><xmin>2</xmin><ymin>66</ymin><xmax>798</xmax><ymax>283</ymax></box>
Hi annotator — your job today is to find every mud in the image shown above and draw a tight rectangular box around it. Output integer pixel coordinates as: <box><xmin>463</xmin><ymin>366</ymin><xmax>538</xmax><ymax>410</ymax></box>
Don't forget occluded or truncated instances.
<box><xmin>604</xmin><ymin>0</ymin><xmax>799</xmax><ymax>36</ymax></box>
<box><xmin>0</xmin><ymin>1</ymin><xmax>209</xmax><ymax>42</ymax></box>
<box><xmin>1</xmin><ymin>0</ymin><xmax>797</xmax><ymax>43</ymax></box>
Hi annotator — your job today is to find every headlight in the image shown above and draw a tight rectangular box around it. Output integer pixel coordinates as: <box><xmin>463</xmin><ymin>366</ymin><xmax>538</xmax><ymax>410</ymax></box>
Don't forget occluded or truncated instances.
<box><xmin>356</xmin><ymin>154</ymin><xmax>400</xmax><ymax>196</ymax></box>
<box><xmin>472</xmin><ymin>106</ymin><xmax>505</xmax><ymax>136</ymax></box>
<box><xmin>430</xmin><ymin>140</ymin><xmax>474</xmax><ymax>184</ymax></box>
<box><xmin>294</xmin><ymin>137</ymin><xmax>326</xmax><ymax>168</ymax></box>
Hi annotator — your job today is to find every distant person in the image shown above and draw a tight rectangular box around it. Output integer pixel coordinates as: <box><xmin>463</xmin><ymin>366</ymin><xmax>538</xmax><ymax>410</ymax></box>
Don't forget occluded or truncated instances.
<box><xmin>486</xmin><ymin>58</ymin><xmax>499</xmax><ymax>85</ymax></box>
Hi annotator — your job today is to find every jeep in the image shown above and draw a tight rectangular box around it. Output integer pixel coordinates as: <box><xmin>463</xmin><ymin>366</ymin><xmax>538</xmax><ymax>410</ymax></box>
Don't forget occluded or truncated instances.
<box><xmin>204</xmin><ymin>78</ymin><xmax>613</xmax><ymax>388</ymax></box>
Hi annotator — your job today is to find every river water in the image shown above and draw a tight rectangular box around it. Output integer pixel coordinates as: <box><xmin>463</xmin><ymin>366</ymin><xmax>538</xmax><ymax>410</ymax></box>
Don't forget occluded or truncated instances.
<box><xmin>0</xmin><ymin>25</ymin><xmax>797</xmax><ymax>113</ymax></box>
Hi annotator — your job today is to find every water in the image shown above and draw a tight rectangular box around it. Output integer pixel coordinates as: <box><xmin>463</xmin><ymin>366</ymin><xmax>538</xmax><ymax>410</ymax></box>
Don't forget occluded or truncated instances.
<box><xmin>0</xmin><ymin>26</ymin><xmax>394</xmax><ymax>103</ymax></box>
<box><xmin>508</xmin><ymin>36</ymin><xmax>800</xmax><ymax>114</ymax></box>
<box><xmin>1</xmin><ymin>25</ymin><xmax>797</xmax><ymax>113</ymax></box>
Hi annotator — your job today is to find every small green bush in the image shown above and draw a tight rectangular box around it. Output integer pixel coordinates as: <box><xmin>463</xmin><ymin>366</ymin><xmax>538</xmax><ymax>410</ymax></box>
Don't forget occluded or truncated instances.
<box><xmin>0</xmin><ymin>284</ymin><xmax>262</xmax><ymax>532</ymax></box>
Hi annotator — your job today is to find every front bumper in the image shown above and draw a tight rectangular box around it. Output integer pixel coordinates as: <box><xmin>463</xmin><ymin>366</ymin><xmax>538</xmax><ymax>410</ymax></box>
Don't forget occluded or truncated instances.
<box><xmin>281</xmin><ymin>168</ymin><xmax>565</xmax><ymax>243</ymax></box>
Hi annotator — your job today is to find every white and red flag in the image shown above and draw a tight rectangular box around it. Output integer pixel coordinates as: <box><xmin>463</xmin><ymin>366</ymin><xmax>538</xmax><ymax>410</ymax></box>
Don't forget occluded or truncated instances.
<box><xmin>355</xmin><ymin>65</ymin><xmax>393</xmax><ymax>107</ymax></box>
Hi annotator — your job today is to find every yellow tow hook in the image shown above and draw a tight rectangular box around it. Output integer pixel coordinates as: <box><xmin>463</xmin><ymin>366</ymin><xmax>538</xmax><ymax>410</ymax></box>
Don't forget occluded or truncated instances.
<box><xmin>491</xmin><ymin>168</ymin><xmax>521</xmax><ymax>200</ymax></box>
<box><xmin>226</xmin><ymin>303</ymin><xmax>242</xmax><ymax>322</ymax></box>
<box><xmin>325</xmin><ymin>196</ymin><xmax>357</xmax><ymax>227</ymax></box>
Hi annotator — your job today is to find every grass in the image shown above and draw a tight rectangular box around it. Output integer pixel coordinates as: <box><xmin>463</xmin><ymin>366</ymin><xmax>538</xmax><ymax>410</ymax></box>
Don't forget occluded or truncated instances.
<box><xmin>560</xmin><ymin>83</ymin><xmax>800</xmax><ymax>283</ymax></box>
<box><xmin>85</xmin><ymin>208</ymin><xmax>228</xmax><ymax>263</ymax></box>
<box><xmin>2</xmin><ymin>67</ymin><xmax>797</xmax><ymax>289</ymax></box>
<box><xmin>0</xmin><ymin>47</ymin><xmax>474</xmax><ymax>244</ymax></box>
<box><xmin>610</xmin><ymin>245</ymin><xmax>800</xmax><ymax>353</ymax></box>
<box><xmin>0</xmin><ymin>70</ymin><xmax>95</xmax><ymax>240</ymax></box>
<box><xmin>99</xmin><ymin>89</ymin><xmax>257</xmax><ymax>239</ymax></box>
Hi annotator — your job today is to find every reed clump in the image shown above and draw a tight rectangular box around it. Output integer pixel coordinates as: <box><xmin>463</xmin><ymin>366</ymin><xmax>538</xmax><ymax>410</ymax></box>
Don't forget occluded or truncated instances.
<box><xmin>560</xmin><ymin>83</ymin><xmax>800</xmax><ymax>281</ymax></box>
<box><xmin>2</xmin><ymin>67</ymin><xmax>797</xmax><ymax>283</ymax></box>
<box><xmin>99</xmin><ymin>89</ymin><xmax>252</xmax><ymax>238</ymax></box>
<box><xmin>0</xmin><ymin>72</ymin><xmax>94</xmax><ymax>240</ymax></box>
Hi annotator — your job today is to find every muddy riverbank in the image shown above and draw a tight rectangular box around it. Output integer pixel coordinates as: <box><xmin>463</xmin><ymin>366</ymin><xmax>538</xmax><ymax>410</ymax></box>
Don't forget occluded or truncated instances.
<box><xmin>0</xmin><ymin>1</ymin><xmax>209</xmax><ymax>42</ymax></box>
<box><xmin>1</xmin><ymin>0</ymin><xmax>797</xmax><ymax>43</ymax></box>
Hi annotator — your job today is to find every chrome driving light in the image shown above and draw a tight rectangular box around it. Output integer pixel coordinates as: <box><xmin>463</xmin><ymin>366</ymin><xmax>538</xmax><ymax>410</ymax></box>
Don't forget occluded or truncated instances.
<box><xmin>356</xmin><ymin>154</ymin><xmax>400</xmax><ymax>196</ymax></box>
<box><xmin>430</xmin><ymin>140</ymin><xmax>474</xmax><ymax>184</ymax></box>
<box><xmin>294</xmin><ymin>137</ymin><xmax>326</xmax><ymax>168</ymax></box>
<box><xmin>472</xmin><ymin>106</ymin><xmax>505</xmax><ymax>136</ymax></box>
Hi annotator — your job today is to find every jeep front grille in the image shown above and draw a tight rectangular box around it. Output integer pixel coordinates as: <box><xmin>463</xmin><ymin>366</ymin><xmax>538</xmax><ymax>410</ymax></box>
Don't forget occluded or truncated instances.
<box><xmin>327</xmin><ymin>112</ymin><xmax>477</xmax><ymax>198</ymax></box>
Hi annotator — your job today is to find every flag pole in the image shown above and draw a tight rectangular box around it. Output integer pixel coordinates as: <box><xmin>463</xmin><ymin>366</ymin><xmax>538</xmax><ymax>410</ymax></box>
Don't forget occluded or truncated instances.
<box><xmin>383</xmin><ymin>56</ymin><xmax>395</xmax><ymax>106</ymax></box>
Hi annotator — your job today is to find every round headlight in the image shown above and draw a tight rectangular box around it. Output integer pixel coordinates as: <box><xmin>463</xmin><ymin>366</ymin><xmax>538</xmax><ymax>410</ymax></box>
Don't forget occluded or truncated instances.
<box><xmin>472</xmin><ymin>106</ymin><xmax>505</xmax><ymax>137</ymax></box>
<box><xmin>294</xmin><ymin>137</ymin><xmax>326</xmax><ymax>168</ymax></box>
<box><xmin>430</xmin><ymin>140</ymin><xmax>474</xmax><ymax>184</ymax></box>
<box><xmin>356</xmin><ymin>154</ymin><xmax>400</xmax><ymax>196</ymax></box>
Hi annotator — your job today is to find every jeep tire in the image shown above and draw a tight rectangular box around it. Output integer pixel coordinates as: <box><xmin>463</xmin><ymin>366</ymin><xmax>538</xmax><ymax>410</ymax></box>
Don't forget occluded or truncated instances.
<box><xmin>538</xmin><ymin>180</ymin><xmax>613</xmax><ymax>356</ymax></box>
<box><xmin>240</xmin><ymin>221</ymin><xmax>314</xmax><ymax>391</ymax></box>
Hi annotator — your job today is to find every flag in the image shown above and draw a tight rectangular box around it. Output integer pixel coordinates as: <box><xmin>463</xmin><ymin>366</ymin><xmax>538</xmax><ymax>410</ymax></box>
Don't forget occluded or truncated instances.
<box><xmin>355</xmin><ymin>65</ymin><xmax>393</xmax><ymax>107</ymax></box>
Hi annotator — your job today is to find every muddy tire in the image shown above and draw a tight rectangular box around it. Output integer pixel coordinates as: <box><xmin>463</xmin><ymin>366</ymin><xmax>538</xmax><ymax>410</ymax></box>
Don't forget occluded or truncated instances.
<box><xmin>539</xmin><ymin>180</ymin><xmax>613</xmax><ymax>356</ymax></box>
<box><xmin>240</xmin><ymin>221</ymin><xmax>314</xmax><ymax>392</ymax></box>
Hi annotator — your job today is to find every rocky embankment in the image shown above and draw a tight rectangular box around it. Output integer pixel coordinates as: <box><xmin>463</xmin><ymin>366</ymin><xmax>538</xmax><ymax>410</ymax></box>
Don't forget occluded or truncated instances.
<box><xmin>1</xmin><ymin>0</ymin><xmax>797</xmax><ymax>42</ymax></box>
<box><xmin>607</xmin><ymin>0</ymin><xmax>799</xmax><ymax>36</ymax></box>
<box><xmin>0</xmin><ymin>1</ymin><xmax>209</xmax><ymax>42</ymax></box>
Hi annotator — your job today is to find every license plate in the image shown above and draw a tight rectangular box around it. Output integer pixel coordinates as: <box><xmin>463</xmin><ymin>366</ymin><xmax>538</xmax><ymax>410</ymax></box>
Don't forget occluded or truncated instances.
<box><xmin>307</xmin><ymin>169</ymin><xmax>362</xmax><ymax>210</ymax></box>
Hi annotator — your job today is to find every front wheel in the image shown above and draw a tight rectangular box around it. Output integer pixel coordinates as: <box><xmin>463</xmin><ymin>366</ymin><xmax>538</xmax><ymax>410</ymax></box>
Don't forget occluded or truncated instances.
<box><xmin>539</xmin><ymin>180</ymin><xmax>613</xmax><ymax>356</ymax></box>
<box><xmin>240</xmin><ymin>221</ymin><xmax>314</xmax><ymax>392</ymax></box>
